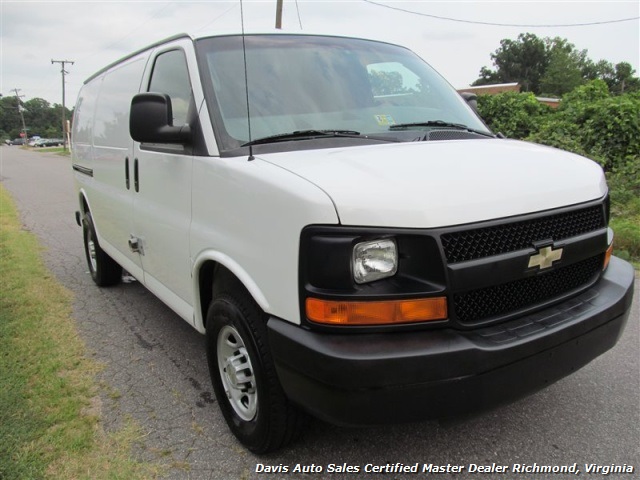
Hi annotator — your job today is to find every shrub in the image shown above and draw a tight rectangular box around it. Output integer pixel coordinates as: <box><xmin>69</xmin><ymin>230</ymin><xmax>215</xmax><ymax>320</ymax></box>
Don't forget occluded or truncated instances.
<box><xmin>476</xmin><ymin>82</ymin><xmax>640</xmax><ymax>264</ymax></box>
<box><xmin>476</xmin><ymin>92</ymin><xmax>551</xmax><ymax>138</ymax></box>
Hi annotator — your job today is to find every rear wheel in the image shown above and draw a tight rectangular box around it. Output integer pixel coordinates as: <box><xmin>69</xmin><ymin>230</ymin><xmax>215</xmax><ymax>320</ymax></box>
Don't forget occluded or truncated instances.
<box><xmin>82</xmin><ymin>211</ymin><xmax>122</xmax><ymax>286</ymax></box>
<box><xmin>206</xmin><ymin>291</ymin><xmax>306</xmax><ymax>453</ymax></box>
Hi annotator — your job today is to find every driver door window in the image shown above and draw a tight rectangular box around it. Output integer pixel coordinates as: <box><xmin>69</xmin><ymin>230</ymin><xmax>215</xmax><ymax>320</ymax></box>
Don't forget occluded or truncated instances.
<box><xmin>148</xmin><ymin>49</ymin><xmax>193</xmax><ymax>127</ymax></box>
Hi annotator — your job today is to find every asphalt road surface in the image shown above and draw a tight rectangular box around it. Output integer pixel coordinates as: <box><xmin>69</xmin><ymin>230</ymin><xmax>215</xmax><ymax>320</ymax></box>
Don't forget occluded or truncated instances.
<box><xmin>1</xmin><ymin>146</ymin><xmax>638</xmax><ymax>480</ymax></box>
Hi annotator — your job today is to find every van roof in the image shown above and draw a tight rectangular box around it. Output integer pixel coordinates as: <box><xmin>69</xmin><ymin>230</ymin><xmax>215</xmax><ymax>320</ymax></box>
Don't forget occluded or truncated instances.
<box><xmin>83</xmin><ymin>32</ymin><xmax>399</xmax><ymax>85</ymax></box>
<box><xmin>84</xmin><ymin>33</ymin><xmax>192</xmax><ymax>84</ymax></box>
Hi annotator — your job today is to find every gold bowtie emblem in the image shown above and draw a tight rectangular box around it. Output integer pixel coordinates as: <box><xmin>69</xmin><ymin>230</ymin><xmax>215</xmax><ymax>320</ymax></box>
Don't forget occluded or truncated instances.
<box><xmin>528</xmin><ymin>245</ymin><xmax>563</xmax><ymax>270</ymax></box>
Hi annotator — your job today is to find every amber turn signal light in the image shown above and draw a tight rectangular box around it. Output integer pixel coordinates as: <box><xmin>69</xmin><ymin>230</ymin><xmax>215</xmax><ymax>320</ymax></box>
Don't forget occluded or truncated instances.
<box><xmin>306</xmin><ymin>297</ymin><xmax>448</xmax><ymax>326</ymax></box>
<box><xmin>603</xmin><ymin>242</ymin><xmax>614</xmax><ymax>270</ymax></box>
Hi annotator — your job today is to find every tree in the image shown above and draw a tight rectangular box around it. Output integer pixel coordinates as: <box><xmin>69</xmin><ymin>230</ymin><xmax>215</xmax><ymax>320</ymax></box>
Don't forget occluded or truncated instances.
<box><xmin>472</xmin><ymin>66</ymin><xmax>501</xmax><ymax>86</ymax></box>
<box><xmin>51</xmin><ymin>103</ymin><xmax>73</xmax><ymax>137</ymax></box>
<box><xmin>539</xmin><ymin>38</ymin><xmax>588</xmax><ymax>96</ymax></box>
<box><xmin>0</xmin><ymin>97</ymin><xmax>72</xmax><ymax>141</ymax></box>
<box><xmin>472</xmin><ymin>33</ymin><xmax>549</xmax><ymax>92</ymax></box>
<box><xmin>473</xmin><ymin>34</ymin><xmax>639</xmax><ymax>97</ymax></box>
<box><xmin>582</xmin><ymin>60</ymin><xmax>640</xmax><ymax>94</ymax></box>
<box><xmin>0</xmin><ymin>96</ymin><xmax>23</xmax><ymax>138</ymax></box>
<box><xmin>612</xmin><ymin>62</ymin><xmax>640</xmax><ymax>94</ymax></box>
<box><xmin>23</xmin><ymin>98</ymin><xmax>59</xmax><ymax>136</ymax></box>
<box><xmin>582</xmin><ymin>58</ymin><xmax>616</xmax><ymax>84</ymax></box>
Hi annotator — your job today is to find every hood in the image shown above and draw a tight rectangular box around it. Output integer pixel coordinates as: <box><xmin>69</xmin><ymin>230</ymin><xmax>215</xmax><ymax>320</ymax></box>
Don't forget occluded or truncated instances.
<box><xmin>257</xmin><ymin>139</ymin><xmax>607</xmax><ymax>228</ymax></box>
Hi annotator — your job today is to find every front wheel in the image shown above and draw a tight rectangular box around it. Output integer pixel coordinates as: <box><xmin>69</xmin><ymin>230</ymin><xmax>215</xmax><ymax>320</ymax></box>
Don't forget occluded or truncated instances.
<box><xmin>82</xmin><ymin>211</ymin><xmax>122</xmax><ymax>286</ymax></box>
<box><xmin>206</xmin><ymin>292</ymin><xmax>306</xmax><ymax>453</ymax></box>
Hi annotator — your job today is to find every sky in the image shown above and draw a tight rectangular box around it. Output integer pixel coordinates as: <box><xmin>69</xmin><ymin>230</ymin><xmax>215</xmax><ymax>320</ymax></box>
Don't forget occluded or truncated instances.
<box><xmin>1</xmin><ymin>0</ymin><xmax>639</xmax><ymax>107</ymax></box>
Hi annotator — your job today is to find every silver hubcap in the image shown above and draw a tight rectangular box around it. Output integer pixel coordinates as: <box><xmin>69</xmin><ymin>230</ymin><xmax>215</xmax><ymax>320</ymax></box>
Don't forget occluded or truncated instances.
<box><xmin>87</xmin><ymin>235</ymin><xmax>97</xmax><ymax>272</ymax></box>
<box><xmin>217</xmin><ymin>325</ymin><xmax>257</xmax><ymax>421</ymax></box>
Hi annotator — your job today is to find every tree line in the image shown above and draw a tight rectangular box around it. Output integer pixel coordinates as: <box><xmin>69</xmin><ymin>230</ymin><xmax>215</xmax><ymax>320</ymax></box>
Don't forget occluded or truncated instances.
<box><xmin>0</xmin><ymin>96</ymin><xmax>72</xmax><ymax>141</ymax></box>
<box><xmin>473</xmin><ymin>33</ymin><xmax>639</xmax><ymax>97</ymax></box>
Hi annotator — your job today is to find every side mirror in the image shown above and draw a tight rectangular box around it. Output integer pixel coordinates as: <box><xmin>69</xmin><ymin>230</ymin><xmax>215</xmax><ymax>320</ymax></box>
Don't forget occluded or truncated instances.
<box><xmin>460</xmin><ymin>92</ymin><xmax>479</xmax><ymax>115</ymax></box>
<box><xmin>129</xmin><ymin>93</ymin><xmax>191</xmax><ymax>144</ymax></box>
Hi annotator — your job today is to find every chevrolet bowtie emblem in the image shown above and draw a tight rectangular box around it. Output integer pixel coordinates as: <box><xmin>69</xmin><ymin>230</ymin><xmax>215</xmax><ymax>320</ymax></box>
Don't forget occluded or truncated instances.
<box><xmin>528</xmin><ymin>245</ymin><xmax>563</xmax><ymax>270</ymax></box>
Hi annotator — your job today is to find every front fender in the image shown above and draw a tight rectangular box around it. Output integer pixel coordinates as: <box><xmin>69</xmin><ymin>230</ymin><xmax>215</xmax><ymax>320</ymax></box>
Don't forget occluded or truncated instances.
<box><xmin>192</xmin><ymin>249</ymin><xmax>270</xmax><ymax>334</ymax></box>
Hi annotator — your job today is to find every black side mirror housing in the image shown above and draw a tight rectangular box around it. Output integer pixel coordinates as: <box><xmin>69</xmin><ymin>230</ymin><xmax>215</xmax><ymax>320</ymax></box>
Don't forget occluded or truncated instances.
<box><xmin>460</xmin><ymin>92</ymin><xmax>479</xmax><ymax>114</ymax></box>
<box><xmin>129</xmin><ymin>93</ymin><xmax>191</xmax><ymax>144</ymax></box>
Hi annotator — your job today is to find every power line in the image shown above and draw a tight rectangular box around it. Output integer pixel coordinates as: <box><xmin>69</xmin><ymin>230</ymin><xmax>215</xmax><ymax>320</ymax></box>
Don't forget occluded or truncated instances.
<box><xmin>295</xmin><ymin>0</ymin><xmax>303</xmax><ymax>30</ymax></box>
<box><xmin>362</xmin><ymin>0</ymin><xmax>640</xmax><ymax>28</ymax></box>
<box><xmin>75</xmin><ymin>1</ymin><xmax>174</xmax><ymax>65</ymax></box>
<box><xmin>193</xmin><ymin>3</ymin><xmax>239</xmax><ymax>34</ymax></box>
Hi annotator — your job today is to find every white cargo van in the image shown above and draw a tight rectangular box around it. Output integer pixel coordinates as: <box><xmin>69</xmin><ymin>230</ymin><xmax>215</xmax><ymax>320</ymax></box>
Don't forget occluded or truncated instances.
<box><xmin>72</xmin><ymin>33</ymin><xmax>635</xmax><ymax>453</ymax></box>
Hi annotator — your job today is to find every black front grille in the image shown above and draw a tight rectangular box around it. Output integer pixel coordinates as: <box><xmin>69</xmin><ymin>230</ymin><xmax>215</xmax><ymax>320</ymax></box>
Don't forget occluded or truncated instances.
<box><xmin>453</xmin><ymin>254</ymin><xmax>604</xmax><ymax>324</ymax></box>
<box><xmin>441</xmin><ymin>205</ymin><xmax>605</xmax><ymax>264</ymax></box>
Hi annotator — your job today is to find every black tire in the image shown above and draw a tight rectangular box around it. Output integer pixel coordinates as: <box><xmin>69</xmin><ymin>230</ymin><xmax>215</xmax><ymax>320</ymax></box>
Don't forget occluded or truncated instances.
<box><xmin>206</xmin><ymin>291</ymin><xmax>306</xmax><ymax>453</ymax></box>
<box><xmin>82</xmin><ymin>211</ymin><xmax>122</xmax><ymax>286</ymax></box>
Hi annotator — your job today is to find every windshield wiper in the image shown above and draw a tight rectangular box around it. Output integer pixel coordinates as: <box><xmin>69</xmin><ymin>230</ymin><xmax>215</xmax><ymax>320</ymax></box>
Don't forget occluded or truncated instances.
<box><xmin>242</xmin><ymin>129</ymin><xmax>363</xmax><ymax>147</ymax></box>
<box><xmin>389</xmin><ymin>120</ymin><xmax>495</xmax><ymax>138</ymax></box>
<box><xmin>242</xmin><ymin>129</ymin><xmax>401</xmax><ymax>147</ymax></box>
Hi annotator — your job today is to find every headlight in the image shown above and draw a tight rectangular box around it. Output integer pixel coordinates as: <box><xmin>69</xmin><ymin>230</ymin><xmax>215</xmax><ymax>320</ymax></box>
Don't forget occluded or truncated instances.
<box><xmin>352</xmin><ymin>238</ymin><xmax>398</xmax><ymax>284</ymax></box>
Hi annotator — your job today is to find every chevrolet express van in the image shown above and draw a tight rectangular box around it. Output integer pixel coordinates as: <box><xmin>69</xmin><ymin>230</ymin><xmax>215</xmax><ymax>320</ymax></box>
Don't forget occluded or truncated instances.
<box><xmin>72</xmin><ymin>33</ymin><xmax>635</xmax><ymax>453</ymax></box>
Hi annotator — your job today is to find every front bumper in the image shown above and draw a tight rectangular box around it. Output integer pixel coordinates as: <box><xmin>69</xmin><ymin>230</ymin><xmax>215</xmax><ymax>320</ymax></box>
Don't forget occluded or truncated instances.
<box><xmin>268</xmin><ymin>257</ymin><xmax>635</xmax><ymax>426</ymax></box>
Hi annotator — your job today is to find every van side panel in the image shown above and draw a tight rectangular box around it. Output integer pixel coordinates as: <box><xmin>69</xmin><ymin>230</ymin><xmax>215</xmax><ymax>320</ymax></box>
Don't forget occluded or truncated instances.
<box><xmin>90</xmin><ymin>55</ymin><xmax>149</xmax><ymax>279</ymax></box>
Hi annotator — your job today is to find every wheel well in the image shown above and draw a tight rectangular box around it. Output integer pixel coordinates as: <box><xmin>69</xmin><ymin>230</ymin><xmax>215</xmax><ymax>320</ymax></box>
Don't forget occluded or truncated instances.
<box><xmin>199</xmin><ymin>262</ymin><xmax>254</xmax><ymax>328</ymax></box>
<box><xmin>79</xmin><ymin>194</ymin><xmax>89</xmax><ymax>216</ymax></box>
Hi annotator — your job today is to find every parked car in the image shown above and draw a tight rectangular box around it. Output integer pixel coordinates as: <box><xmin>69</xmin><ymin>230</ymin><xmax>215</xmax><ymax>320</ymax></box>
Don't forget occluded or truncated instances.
<box><xmin>5</xmin><ymin>138</ymin><xmax>25</xmax><ymax>146</ymax></box>
<box><xmin>34</xmin><ymin>138</ymin><xmax>64</xmax><ymax>147</ymax></box>
<box><xmin>72</xmin><ymin>32</ymin><xmax>635</xmax><ymax>453</ymax></box>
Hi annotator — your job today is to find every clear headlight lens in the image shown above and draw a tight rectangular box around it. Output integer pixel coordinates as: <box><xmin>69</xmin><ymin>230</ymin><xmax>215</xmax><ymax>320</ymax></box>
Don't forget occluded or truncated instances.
<box><xmin>352</xmin><ymin>238</ymin><xmax>398</xmax><ymax>284</ymax></box>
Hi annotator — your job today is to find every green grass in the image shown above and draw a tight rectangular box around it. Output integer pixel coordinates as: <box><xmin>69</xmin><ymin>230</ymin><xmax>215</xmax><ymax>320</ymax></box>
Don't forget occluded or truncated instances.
<box><xmin>611</xmin><ymin>214</ymin><xmax>640</xmax><ymax>268</ymax></box>
<box><xmin>30</xmin><ymin>147</ymin><xmax>69</xmax><ymax>155</ymax></box>
<box><xmin>609</xmin><ymin>168</ymin><xmax>640</xmax><ymax>268</ymax></box>
<box><xmin>0</xmin><ymin>185</ymin><xmax>158</xmax><ymax>479</ymax></box>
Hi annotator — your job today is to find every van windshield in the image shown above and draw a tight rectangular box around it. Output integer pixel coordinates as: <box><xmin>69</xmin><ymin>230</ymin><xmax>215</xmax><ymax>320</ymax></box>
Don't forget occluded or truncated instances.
<box><xmin>196</xmin><ymin>35</ymin><xmax>490</xmax><ymax>152</ymax></box>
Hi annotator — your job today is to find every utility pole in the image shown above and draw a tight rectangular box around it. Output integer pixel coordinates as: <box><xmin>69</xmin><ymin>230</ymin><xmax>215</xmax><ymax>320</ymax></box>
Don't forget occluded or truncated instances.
<box><xmin>51</xmin><ymin>59</ymin><xmax>74</xmax><ymax>151</ymax></box>
<box><xmin>11</xmin><ymin>88</ymin><xmax>28</xmax><ymax>143</ymax></box>
<box><xmin>275</xmin><ymin>0</ymin><xmax>283</xmax><ymax>29</ymax></box>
